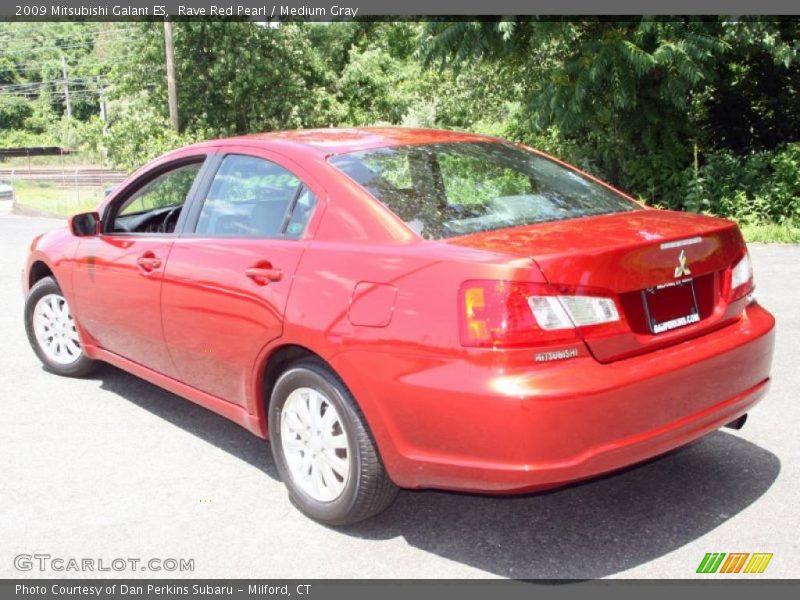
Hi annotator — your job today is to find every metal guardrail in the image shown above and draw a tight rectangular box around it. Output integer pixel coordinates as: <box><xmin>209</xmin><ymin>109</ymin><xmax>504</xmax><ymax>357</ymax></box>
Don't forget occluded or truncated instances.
<box><xmin>0</xmin><ymin>166</ymin><xmax>129</xmax><ymax>217</ymax></box>
<box><xmin>0</xmin><ymin>167</ymin><xmax>128</xmax><ymax>186</ymax></box>
<box><xmin>0</xmin><ymin>147</ymin><xmax>75</xmax><ymax>158</ymax></box>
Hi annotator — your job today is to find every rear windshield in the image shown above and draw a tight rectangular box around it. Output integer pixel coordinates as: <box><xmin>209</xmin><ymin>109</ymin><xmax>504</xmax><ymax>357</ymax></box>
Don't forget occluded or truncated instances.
<box><xmin>329</xmin><ymin>141</ymin><xmax>639</xmax><ymax>239</ymax></box>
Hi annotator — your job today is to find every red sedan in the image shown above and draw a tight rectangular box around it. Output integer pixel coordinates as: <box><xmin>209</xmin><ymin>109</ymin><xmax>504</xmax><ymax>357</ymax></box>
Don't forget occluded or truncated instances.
<box><xmin>22</xmin><ymin>128</ymin><xmax>775</xmax><ymax>525</ymax></box>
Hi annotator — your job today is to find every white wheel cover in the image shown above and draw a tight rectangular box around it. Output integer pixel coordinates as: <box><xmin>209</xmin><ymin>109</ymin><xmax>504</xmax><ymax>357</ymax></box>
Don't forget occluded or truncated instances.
<box><xmin>32</xmin><ymin>293</ymin><xmax>83</xmax><ymax>366</ymax></box>
<box><xmin>280</xmin><ymin>387</ymin><xmax>351</xmax><ymax>502</ymax></box>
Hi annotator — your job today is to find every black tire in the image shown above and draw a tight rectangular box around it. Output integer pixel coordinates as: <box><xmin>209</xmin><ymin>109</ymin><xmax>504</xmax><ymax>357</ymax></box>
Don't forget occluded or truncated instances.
<box><xmin>24</xmin><ymin>276</ymin><xmax>97</xmax><ymax>378</ymax></box>
<box><xmin>269</xmin><ymin>358</ymin><xmax>398</xmax><ymax>525</ymax></box>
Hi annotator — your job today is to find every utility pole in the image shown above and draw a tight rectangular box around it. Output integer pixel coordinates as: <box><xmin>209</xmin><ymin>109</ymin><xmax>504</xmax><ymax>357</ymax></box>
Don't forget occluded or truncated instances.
<box><xmin>99</xmin><ymin>88</ymin><xmax>108</xmax><ymax>134</ymax></box>
<box><xmin>163</xmin><ymin>20</ymin><xmax>178</xmax><ymax>130</ymax></box>
<box><xmin>99</xmin><ymin>89</ymin><xmax>109</xmax><ymax>162</ymax></box>
<box><xmin>60</xmin><ymin>55</ymin><xmax>72</xmax><ymax>118</ymax></box>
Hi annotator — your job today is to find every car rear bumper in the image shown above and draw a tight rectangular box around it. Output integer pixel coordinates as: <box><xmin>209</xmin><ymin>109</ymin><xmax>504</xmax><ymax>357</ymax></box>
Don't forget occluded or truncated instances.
<box><xmin>330</xmin><ymin>302</ymin><xmax>775</xmax><ymax>492</ymax></box>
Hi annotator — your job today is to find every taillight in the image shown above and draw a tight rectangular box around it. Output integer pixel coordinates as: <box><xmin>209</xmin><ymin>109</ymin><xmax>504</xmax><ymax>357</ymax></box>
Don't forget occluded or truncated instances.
<box><xmin>728</xmin><ymin>251</ymin><xmax>755</xmax><ymax>302</ymax></box>
<box><xmin>531</xmin><ymin>295</ymin><xmax>620</xmax><ymax>329</ymax></box>
<box><xmin>459</xmin><ymin>280</ymin><xmax>621</xmax><ymax>348</ymax></box>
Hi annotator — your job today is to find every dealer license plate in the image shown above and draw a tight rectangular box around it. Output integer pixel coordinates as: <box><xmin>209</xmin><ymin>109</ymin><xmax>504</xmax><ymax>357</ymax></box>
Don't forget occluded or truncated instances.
<box><xmin>641</xmin><ymin>278</ymin><xmax>700</xmax><ymax>334</ymax></box>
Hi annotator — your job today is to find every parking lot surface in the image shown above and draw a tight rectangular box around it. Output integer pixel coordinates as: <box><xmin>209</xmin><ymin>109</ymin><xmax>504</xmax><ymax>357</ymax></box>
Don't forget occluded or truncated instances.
<box><xmin>1</xmin><ymin>213</ymin><xmax>797</xmax><ymax>579</ymax></box>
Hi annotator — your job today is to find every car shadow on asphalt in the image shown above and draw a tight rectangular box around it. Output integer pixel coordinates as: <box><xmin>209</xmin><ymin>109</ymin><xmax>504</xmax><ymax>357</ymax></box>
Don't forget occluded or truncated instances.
<box><xmin>90</xmin><ymin>363</ymin><xmax>781</xmax><ymax>580</ymax></box>
<box><xmin>349</xmin><ymin>434</ymin><xmax>780</xmax><ymax>579</ymax></box>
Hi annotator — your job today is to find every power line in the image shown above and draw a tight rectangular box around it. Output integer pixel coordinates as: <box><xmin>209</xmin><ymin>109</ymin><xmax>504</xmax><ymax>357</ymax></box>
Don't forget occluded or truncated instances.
<box><xmin>0</xmin><ymin>26</ymin><xmax>138</xmax><ymax>43</ymax></box>
<box><xmin>0</xmin><ymin>34</ymin><xmax>141</xmax><ymax>57</ymax></box>
<box><xmin>1</xmin><ymin>58</ymin><xmax>123</xmax><ymax>70</ymax></box>
<box><xmin>0</xmin><ymin>88</ymin><xmax>105</xmax><ymax>100</ymax></box>
<box><xmin>0</xmin><ymin>76</ymin><xmax>104</xmax><ymax>91</ymax></box>
<box><xmin>0</xmin><ymin>24</ymin><xmax>149</xmax><ymax>66</ymax></box>
<box><xmin>0</xmin><ymin>60</ymin><xmax>135</xmax><ymax>73</ymax></box>
<box><xmin>0</xmin><ymin>76</ymin><xmax>107</xmax><ymax>89</ymax></box>
<box><xmin>0</xmin><ymin>26</ymin><xmax>138</xmax><ymax>39</ymax></box>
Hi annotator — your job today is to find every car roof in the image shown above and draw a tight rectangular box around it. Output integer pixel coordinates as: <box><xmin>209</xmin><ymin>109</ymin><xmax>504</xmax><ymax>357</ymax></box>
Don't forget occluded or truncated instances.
<box><xmin>208</xmin><ymin>127</ymin><xmax>499</xmax><ymax>158</ymax></box>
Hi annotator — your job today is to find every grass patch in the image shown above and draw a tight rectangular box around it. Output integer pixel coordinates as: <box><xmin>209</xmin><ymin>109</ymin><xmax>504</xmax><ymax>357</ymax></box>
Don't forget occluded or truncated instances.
<box><xmin>11</xmin><ymin>180</ymin><xmax>103</xmax><ymax>216</ymax></box>
<box><xmin>739</xmin><ymin>221</ymin><xmax>800</xmax><ymax>244</ymax></box>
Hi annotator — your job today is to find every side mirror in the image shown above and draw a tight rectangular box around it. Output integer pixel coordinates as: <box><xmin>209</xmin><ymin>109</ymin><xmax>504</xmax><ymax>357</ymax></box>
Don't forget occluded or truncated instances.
<box><xmin>70</xmin><ymin>212</ymin><xmax>101</xmax><ymax>237</ymax></box>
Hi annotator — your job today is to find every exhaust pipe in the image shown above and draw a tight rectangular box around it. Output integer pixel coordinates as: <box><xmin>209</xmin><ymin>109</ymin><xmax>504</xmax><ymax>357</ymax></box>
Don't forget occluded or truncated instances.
<box><xmin>725</xmin><ymin>414</ymin><xmax>748</xmax><ymax>430</ymax></box>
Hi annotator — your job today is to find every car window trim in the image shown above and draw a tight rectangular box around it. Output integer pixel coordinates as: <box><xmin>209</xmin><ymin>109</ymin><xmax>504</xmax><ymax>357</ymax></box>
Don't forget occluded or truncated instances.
<box><xmin>102</xmin><ymin>155</ymin><xmax>210</xmax><ymax>237</ymax></box>
<box><xmin>182</xmin><ymin>152</ymin><xmax>313</xmax><ymax>241</ymax></box>
<box><xmin>279</xmin><ymin>184</ymin><xmax>308</xmax><ymax>235</ymax></box>
<box><xmin>177</xmin><ymin>153</ymin><xmax>223</xmax><ymax>237</ymax></box>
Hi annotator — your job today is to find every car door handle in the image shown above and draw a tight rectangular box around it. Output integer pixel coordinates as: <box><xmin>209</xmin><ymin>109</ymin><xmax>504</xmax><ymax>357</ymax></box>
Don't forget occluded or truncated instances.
<box><xmin>245</xmin><ymin>266</ymin><xmax>282</xmax><ymax>285</ymax></box>
<box><xmin>136</xmin><ymin>253</ymin><xmax>162</xmax><ymax>272</ymax></box>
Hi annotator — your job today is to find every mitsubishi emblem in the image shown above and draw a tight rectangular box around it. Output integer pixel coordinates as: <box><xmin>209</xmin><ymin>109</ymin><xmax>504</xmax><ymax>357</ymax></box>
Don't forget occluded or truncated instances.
<box><xmin>674</xmin><ymin>249</ymin><xmax>691</xmax><ymax>278</ymax></box>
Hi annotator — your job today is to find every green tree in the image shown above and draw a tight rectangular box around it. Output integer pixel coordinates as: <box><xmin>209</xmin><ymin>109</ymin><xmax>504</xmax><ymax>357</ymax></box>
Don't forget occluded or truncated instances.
<box><xmin>107</xmin><ymin>21</ymin><xmax>339</xmax><ymax>137</ymax></box>
<box><xmin>422</xmin><ymin>18</ymin><xmax>800</xmax><ymax>212</ymax></box>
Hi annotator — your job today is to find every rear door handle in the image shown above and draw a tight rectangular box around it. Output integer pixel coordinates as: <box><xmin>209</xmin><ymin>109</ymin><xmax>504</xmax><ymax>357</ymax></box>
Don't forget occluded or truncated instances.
<box><xmin>136</xmin><ymin>252</ymin><xmax>162</xmax><ymax>272</ymax></box>
<box><xmin>245</xmin><ymin>266</ymin><xmax>282</xmax><ymax>285</ymax></box>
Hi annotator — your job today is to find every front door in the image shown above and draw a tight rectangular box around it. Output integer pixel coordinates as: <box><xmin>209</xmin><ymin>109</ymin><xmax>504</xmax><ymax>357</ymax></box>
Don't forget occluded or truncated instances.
<box><xmin>72</xmin><ymin>158</ymin><xmax>206</xmax><ymax>376</ymax></box>
<box><xmin>161</xmin><ymin>151</ymin><xmax>319</xmax><ymax>406</ymax></box>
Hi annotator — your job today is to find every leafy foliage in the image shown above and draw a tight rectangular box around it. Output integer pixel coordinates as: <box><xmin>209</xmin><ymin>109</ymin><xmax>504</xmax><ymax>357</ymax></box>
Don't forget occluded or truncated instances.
<box><xmin>423</xmin><ymin>18</ymin><xmax>800</xmax><ymax>224</ymax></box>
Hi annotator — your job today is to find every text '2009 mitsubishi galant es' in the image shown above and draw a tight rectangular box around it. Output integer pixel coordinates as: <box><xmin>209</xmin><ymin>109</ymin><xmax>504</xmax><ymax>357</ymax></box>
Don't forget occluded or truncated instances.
<box><xmin>22</xmin><ymin>128</ymin><xmax>775</xmax><ymax>524</ymax></box>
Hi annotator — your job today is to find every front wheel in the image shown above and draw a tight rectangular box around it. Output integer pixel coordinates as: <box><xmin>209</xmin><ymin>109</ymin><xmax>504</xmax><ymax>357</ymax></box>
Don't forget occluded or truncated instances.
<box><xmin>24</xmin><ymin>276</ymin><xmax>97</xmax><ymax>377</ymax></box>
<box><xmin>269</xmin><ymin>358</ymin><xmax>398</xmax><ymax>525</ymax></box>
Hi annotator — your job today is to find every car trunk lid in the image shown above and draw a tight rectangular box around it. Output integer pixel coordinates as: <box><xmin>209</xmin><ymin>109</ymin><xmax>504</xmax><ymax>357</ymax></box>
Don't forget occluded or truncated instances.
<box><xmin>445</xmin><ymin>208</ymin><xmax>748</xmax><ymax>362</ymax></box>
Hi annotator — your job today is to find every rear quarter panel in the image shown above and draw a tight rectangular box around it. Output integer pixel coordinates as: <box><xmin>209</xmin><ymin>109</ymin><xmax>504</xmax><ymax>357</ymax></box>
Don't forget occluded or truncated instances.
<box><xmin>282</xmin><ymin>239</ymin><xmax>552</xmax><ymax>475</ymax></box>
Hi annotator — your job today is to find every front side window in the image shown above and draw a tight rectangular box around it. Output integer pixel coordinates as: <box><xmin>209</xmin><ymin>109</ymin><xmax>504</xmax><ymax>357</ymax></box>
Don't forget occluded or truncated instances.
<box><xmin>195</xmin><ymin>155</ymin><xmax>316</xmax><ymax>238</ymax></box>
<box><xmin>329</xmin><ymin>142</ymin><xmax>639</xmax><ymax>239</ymax></box>
<box><xmin>109</xmin><ymin>161</ymin><xmax>203</xmax><ymax>234</ymax></box>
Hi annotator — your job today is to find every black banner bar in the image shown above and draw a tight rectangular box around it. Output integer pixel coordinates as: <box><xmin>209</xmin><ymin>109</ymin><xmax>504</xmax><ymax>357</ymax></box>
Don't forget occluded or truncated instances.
<box><xmin>3</xmin><ymin>580</ymin><xmax>800</xmax><ymax>600</ymax></box>
<box><xmin>3</xmin><ymin>0</ymin><xmax>800</xmax><ymax>20</ymax></box>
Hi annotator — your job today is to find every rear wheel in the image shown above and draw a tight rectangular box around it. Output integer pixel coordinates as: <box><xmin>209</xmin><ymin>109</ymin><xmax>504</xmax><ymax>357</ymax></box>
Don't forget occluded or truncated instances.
<box><xmin>24</xmin><ymin>277</ymin><xmax>97</xmax><ymax>377</ymax></box>
<box><xmin>269</xmin><ymin>358</ymin><xmax>398</xmax><ymax>525</ymax></box>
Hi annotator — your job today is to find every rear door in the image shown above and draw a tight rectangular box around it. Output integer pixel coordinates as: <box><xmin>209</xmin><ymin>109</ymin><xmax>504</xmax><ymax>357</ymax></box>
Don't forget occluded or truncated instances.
<box><xmin>160</xmin><ymin>148</ymin><xmax>321</xmax><ymax>406</ymax></box>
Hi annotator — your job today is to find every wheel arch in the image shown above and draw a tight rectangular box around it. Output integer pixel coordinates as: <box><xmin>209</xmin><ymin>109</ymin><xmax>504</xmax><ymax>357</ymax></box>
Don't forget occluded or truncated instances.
<box><xmin>28</xmin><ymin>260</ymin><xmax>55</xmax><ymax>290</ymax></box>
<box><xmin>254</xmin><ymin>343</ymin><xmax>330</xmax><ymax>437</ymax></box>
<box><xmin>252</xmin><ymin>341</ymin><xmax>402</xmax><ymax>482</ymax></box>
<box><xmin>253</xmin><ymin>343</ymin><xmax>387</xmax><ymax>443</ymax></box>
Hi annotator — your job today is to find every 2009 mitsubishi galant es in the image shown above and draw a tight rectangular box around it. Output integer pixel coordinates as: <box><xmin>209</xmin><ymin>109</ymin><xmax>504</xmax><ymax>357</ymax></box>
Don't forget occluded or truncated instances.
<box><xmin>22</xmin><ymin>128</ymin><xmax>775</xmax><ymax>524</ymax></box>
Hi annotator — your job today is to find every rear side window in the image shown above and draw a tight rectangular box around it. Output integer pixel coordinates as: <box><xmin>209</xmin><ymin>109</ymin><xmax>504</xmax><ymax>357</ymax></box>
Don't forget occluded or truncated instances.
<box><xmin>329</xmin><ymin>142</ymin><xmax>638</xmax><ymax>239</ymax></box>
<box><xmin>195</xmin><ymin>154</ymin><xmax>316</xmax><ymax>238</ymax></box>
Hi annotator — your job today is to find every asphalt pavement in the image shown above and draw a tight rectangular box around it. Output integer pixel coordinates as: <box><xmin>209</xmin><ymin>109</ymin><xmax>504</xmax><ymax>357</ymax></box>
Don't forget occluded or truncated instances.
<box><xmin>1</xmin><ymin>212</ymin><xmax>797</xmax><ymax>579</ymax></box>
